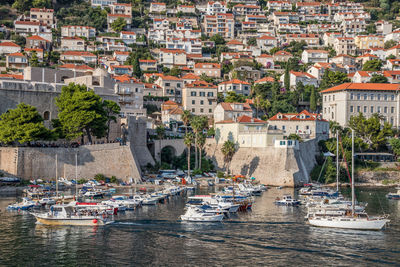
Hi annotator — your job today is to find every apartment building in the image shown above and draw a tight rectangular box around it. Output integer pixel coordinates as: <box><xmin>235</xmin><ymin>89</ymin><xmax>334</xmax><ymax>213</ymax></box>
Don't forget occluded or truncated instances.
<box><xmin>256</xmin><ymin>35</ymin><xmax>277</xmax><ymax>52</ymax></box>
<box><xmin>107</xmin><ymin>14</ymin><xmax>132</xmax><ymax>31</ymax></box>
<box><xmin>194</xmin><ymin>62</ymin><xmax>221</xmax><ymax>78</ymax></box>
<box><xmin>301</xmin><ymin>50</ymin><xmax>329</xmax><ymax>64</ymax></box>
<box><xmin>113</xmin><ymin>75</ymin><xmax>146</xmax><ymax>117</ymax></box>
<box><xmin>60</xmin><ymin>37</ymin><xmax>85</xmax><ymax>51</ymax></box>
<box><xmin>214</xmin><ymin>102</ymin><xmax>253</xmax><ymax>123</ymax></box>
<box><xmin>6</xmin><ymin>52</ymin><xmax>28</xmax><ymax>70</ymax></box>
<box><xmin>218</xmin><ymin>79</ymin><xmax>251</xmax><ymax>96</ymax></box>
<box><xmin>334</xmin><ymin>37</ymin><xmax>356</xmax><ymax>56</ymax></box>
<box><xmin>30</xmin><ymin>8</ymin><xmax>55</xmax><ymax>27</ymax></box>
<box><xmin>203</xmin><ymin>13</ymin><xmax>234</xmax><ymax>39</ymax></box>
<box><xmin>182</xmin><ymin>80</ymin><xmax>217</xmax><ymax>117</ymax></box>
<box><xmin>155</xmin><ymin>75</ymin><xmax>184</xmax><ymax>102</ymax></box>
<box><xmin>321</xmin><ymin>83</ymin><xmax>400</xmax><ymax>127</ymax></box>
<box><xmin>279</xmin><ymin>71</ymin><xmax>318</xmax><ymax>88</ymax></box>
<box><xmin>61</xmin><ymin>25</ymin><xmax>96</xmax><ymax>38</ymax></box>
<box><xmin>159</xmin><ymin>48</ymin><xmax>187</xmax><ymax>68</ymax></box>
<box><xmin>110</xmin><ymin>3</ymin><xmax>132</xmax><ymax>16</ymax></box>
<box><xmin>206</xmin><ymin>1</ymin><xmax>227</xmax><ymax>15</ymax></box>
<box><xmin>150</xmin><ymin>2</ymin><xmax>166</xmax><ymax>13</ymax></box>
<box><xmin>268</xmin><ymin>110</ymin><xmax>329</xmax><ymax>140</ymax></box>
<box><xmin>91</xmin><ymin>0</ymin><xmax>117</xmax><ymax>7</ymax></box>
<box><xmin>354</xmin><ymin>35</ymin><xmax>384</xmax><ymax>51</ymax></box>
<box><xmin>0</xmin><ymin>42</ymin><xmax>21</xmax><ymax>55</ymax></box>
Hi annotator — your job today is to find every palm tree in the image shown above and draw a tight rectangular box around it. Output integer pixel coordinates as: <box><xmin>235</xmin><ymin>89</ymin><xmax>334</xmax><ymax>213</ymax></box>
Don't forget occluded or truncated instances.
<box><xmin>190</xmin><ymin>116</ymin><xmax>202</xmax><ymax>169</ymax></box>
<box><xmin>221</xmin><ymin>140</ymin><xmax>237</xmax><ymax>175</ymax></box>
<box><xmin>184</xmin><ymin>132</ymin><xmax>194</xmax><ymax>180</ymax></box>
<box><xmin>182</xmin><ymin>110</ymin><xmax>192</xmax><ymax>134</ymax></box>
<box><xmin>197</xmin><ymin>132</ymin><xmax>206</xmax><ymax>171</ymax></box>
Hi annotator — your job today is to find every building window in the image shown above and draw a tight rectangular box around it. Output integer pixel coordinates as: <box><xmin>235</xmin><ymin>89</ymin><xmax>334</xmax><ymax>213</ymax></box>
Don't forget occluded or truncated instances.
<box><xmin>378</xmin><ymin>106</ymin><xmax>381</xmax><ymax>113</ymax></box>
<box><xmin>391</xmin><ymin>107</ymin><xmax>395</xmax><ymax>113</ymax></box>
<box><xmin>282</xmin><ymin>125</ymin><xmax>285</xmax><ymax>130</ymax></box>
<box><xmin>296</xmin><ymin>125</ymin><xmax>299</xmax><ymax>130</ymax></box>
<box><xmin>364</xmin><ymin>94</ymin><xmax>367</xmax><ymax>100</ymax></box>
<box><xmin>391</xmin><ymin>95</ymin><xmax>395</xmax><ymax>101</ymax></box>
<box><xmin>166</xmin><ymin>83</ymin><xmax>170</xmax><ymax>86</ymax></box>
<box><xmin>43</xmin><ymin>111</ymin><xmax>50</xmax><ymax>120</ymax></box>
<box><xmin>209</xmin><ymin>101</ymin><xmax>212</xmax><ymax>105</ymax></box>
<box><xmin>384</xmin><ymin>94</ymin><xmax>387</xmax><ymax>101</ymax></box>
<box><xmin>384</xmin><ymin>106</ymin><xmax>388</xmax><ymax>113</ymax></box>
<box><xmin>324</xmin><ymin>96</ymin><xmax>327</xmax><ymax>101</ymax></box>
<box><xmin>350</xmin><ymin>93</ymin><xmax>354</xmax><ymax>100</ymax></box>
<box><xmin>209</xmin><ymin>109</ymin><xmax>212</xmax><ymax>113</ymax></box>
<box><xmin>331</xmin><ymin>112</ymin><xmax>334</xmax><ymax>119</ymax></box>
<box><xmin>378</xmin><ymin>94</ymin><xmax>381</xmax><ymax>100</ymax></box>
<box><xmin>192</xmin><ymin>100</ymin><xmax>195</xmax><ymax>104</ymax></box>
<box><xmin>191</xmin><ymin>91</ymin><xmax>196</xmax><ymax>96</ymax></box>
<box><xmin>357</xmin><ymin>94</ymin><xmax>360</xmax><ymax>100</ymax></box>
<box><xmin>200</xmin><ymin>100</ymin><xmax>204</xmax><ymax>105</ymax></box>
<box><xmin>370</xmin><ymin>94</ymin><xmax>374</xmax><ymax>100</ymax></box>
<box><xmin>192</xmin><ymin>108</ymin><xmax>195</xmax><ymax>112</ymax></box>
<box><xmin>390</xmin><ymin>117</ymin><xmax>394</xmax><ymax>125</ymax></box>
<box><xmin>363</xmin><ymin>106</ymin><xmax>367</xmax><ymax>113</ymax></box>
<box><xmin>357</xmin><ymin>106</ymin><xmax>360</xmax><ymax>112</ymax></box>
<box><xmin>371</xmin><ymin>106</ymin><xmax>374</xmax><ymax>113</ymax></box>
<box><xmin>350</xmin><ymin>106</ymin><xmax>353</xmax><ymax>112</ymax></box>
<box><xmin>200</xmin><ymin>92</ymin><xmax>205</xmax><ymax>96</ymax></box>
<box><xmin>200</xmin><ymin>108</ymin><xmax>204</xmax><ymax>113</ymax></box>
<box><xmin>333</xmin><ymin>95</ymin><xmax>335</xmax><ymax>101</ymax></box>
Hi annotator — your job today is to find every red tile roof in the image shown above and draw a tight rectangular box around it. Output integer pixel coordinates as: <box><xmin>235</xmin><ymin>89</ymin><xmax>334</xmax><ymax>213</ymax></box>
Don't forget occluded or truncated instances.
<box><xmin>269</xmin><ymin>110</ymin><xmax>326</xmax><ymax>122</ymax></box>
<box><xmin>27</xmin><ymin>35</ymin><xmax>49</xmax><ymax>41</ymax></box>
<box><xmin>220</xmin><ymin>102</ymin><xmax>252</xmax><ymax>111</ymax></box>
<box><xmin>218</xmin><ymin>79</ymin><xmax>250</xmax><ymax>85</ymax></box>
<box><xmin>320</xmin><ymin>83</ymin><xmax>400</xmax><ymax>93</ymax></box>
<box><xmin>185</xmin><ymin>80</ymin><xmax>217</xmax><ymax>88</ymax></box>
<box><xmin>194</xmin><ymin>62</ymin><xmax>221</xmax><ymax>68</ymax></box>
<box><xmin>0</xmin><ymin>42</ymin><xmax>20</xmax><ymax>47</ymax></box>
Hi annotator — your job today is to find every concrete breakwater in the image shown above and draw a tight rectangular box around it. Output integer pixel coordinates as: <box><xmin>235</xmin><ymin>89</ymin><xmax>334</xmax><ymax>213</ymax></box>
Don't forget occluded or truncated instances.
<box><xmin>204</xmin><ymin>139</ymin><xmax>318</xmax><ymax>187</ymax></box>
<box><xmin>0</xmin><ymin>143</ymin><xmax>142</xmax><ymax>181</ymax></box>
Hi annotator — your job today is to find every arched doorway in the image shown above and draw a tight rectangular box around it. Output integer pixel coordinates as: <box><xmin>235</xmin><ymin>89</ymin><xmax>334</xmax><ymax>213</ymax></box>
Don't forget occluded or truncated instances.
<box><xmin>43</xmin><ymin>111</ymin><xmax>50</xmax><ymax>120</ymax></box>
<box><xmin>160</xmin><ymin>145</ymin><xmax>177</xmax><ymax>165</ymax></box>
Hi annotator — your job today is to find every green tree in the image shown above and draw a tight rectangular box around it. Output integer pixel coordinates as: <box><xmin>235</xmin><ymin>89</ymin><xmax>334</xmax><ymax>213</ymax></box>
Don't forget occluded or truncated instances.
<box><xmin>247</xmin><ymin>37</ymin><xmax>257</xmax><ymax>46</ymax></box>
<box><xmin>181</xmin><ymin>110</ymin><xmax>192</xmax><ymax>134</ymax></box>
<box><xmin>384</xmin><ymin>40</ymin><xmax>397</xmax><ymax>49</ymax></box>
<box><xmin>12</xmin><ymin>0</ymin><xmax>33</xmax><ymax>11</ymax></box>
<box><xmin>32</xmin><ymin>0</ymin><xmax>52</xmax><ymax>8</ymax></box>
<box><xmin>210</xmin><ymin>34</ymin><xmax>225</xmax><ymax>45</ymax></box>
<box><xmin>191</xmin><ymin>116</ymin><xmax>208</xmax><ymax>169</ymax></box>
<box><xmin>29</xmin><ymin>51</ymin><xmax>39</xmax><ymax>67</ymax></box>
<box><xmin>349</xmin><ymin>113</ymin><xmax>393</xmax><ymax>151</ymax></box>
<box><xmin>310</xmin><ymin>86</ymin><xmax>317</xmax><ymax>112</ymax></box>
<box><xmin>197</xmin><ymin>132</ymin><xmax>206</xmax><ymax>171</ymax></box>
<box><xmin>156</xmin><ymin>125</ymin><xmax>166</xmax><ymax>140</ymax></box>
<box><xmin>224</xmin><ymin>91</ymin><xmax>246</xmax><ymax>103</ymax></box>
<box><xmin>320</xmin><ymin>70</ymin><xmax>350</xmax><ymax>90</ymax></box>
<box><xmin>284</xmin><ymin>63</ymin><xmax>290</xmax><ymax>91</ymax></box>
<box><xmin>221</xmin><ymin>140</ymin><xmax>237</xmax><ymax>175</ymax></box>
<box><xmin>55</xmin><ymin>83</ymin><xmax>107</xmax><ymax>143</ymax></box>
<box><xmin>389</xmin><ymin>138</ymin><xmax>400</xmax><ymax>159</ymax></box>
<box><xmin>110</xmin><ymin>17</ymin><xmax>127</xmax><ymax>32</ymax></box>
<box><xmin>132</xmin><ymin>54</ymin><xmax>142</xmax><ymax>78</ymax></box>
<box><xmin>0</xmin><ymin>103</ymin><xmax>50</xmax><ymax>145</ymax></box>
<box><xmin>184</xmin><ymin>132</ymin><xmax>194</xmax><ymax>178</ymax></box>
<box><xmin>362</xmin><ymin>59</ymin><xmax>382</xmax><ymax>71</ymax></box>
<box><xmin>288</xmin><ymin>134</ymin><xmax>302</xmax><ymax>141</ymax></box>
<box><xmin>369</xmin><ymin>74</ymin><xmax>388</xmax><ymax>83</ymax></box>
<box><xmin>103</xmin><ymin>100</ymin><xmax>121</xmax><ymax>142</ymax></box>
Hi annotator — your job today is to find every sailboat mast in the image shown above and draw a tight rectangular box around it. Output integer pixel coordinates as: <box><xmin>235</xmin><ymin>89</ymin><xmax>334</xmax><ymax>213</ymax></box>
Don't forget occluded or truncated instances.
<box><xmin>351</xmin><ymin>129</ymin><xmax>355</xmax><ymax>216</ymax></box>
<box><xmin>75</xmin><ymin>153</ymin><xmax>78</xmax><ymax>199</ymax></box>
<box><xmin>336</xmin><ymin>130</ymin><xmax>339</xmax><ymax>192</ymax></box>
<box><xmin>56</xmin><ymin>154</ymin><xmax>58</xmax><ymax>197</ymax></box>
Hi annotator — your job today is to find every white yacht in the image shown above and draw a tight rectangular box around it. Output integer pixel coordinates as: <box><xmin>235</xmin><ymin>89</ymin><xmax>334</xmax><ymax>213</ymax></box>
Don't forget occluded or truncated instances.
<box><xmin>181</xmin><ymin>206</ymin><xmax>224</xmax><ymax>222</ymax></box>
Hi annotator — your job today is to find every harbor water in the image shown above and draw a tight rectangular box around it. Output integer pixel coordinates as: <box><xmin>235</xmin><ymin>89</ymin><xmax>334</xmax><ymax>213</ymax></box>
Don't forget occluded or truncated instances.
<box><xmin>0</xmin><ymin>187</ymin><xmax>399</xmax><ymax>266</ymax></box>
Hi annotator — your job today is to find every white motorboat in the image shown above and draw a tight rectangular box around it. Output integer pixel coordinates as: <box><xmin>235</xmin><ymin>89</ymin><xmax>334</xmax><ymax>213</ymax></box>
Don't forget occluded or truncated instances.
<box><xmin>181</xmin><ymin>207</ymin><xmax>224</xmax><ymax>222</ymax></box>
<box><xmin>274</xmin><ymin>195</ymin><xmax>301</xmax><ymax>206</ymax></box>
<box><xmin>386</xmin><ymin>187</ymin><xmax>400</xmax><ymax>200</ymax></box>
<box><xmin>31</xmin><ymin>205</ymin><xmax>114</xmax><ymax>226</ymax></box>
<box><xmin>38</xmin><ymin>198</ymin><xmax>56</xmax><ymax>206</ymax></box>
<box><xmin>7</xmin><ymin>197</ymin><xmax>39</xmax><ymax>210</ymax></box>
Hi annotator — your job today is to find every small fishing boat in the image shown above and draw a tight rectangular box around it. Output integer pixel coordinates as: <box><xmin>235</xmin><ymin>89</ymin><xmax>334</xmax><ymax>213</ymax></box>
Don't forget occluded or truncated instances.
<box><xmin>31</xmin><ymin>205</ymin><xmax>113</xmax><ymax>226</ymax></box>
<box><xmin>274</xmin><ymin>195</ymin><xmax>301</xmax><ymax>206</ymax></box>
<box><xmin>7</xmin><ymin>197</ymin><xmax>39</xmax><ymax>210</ymax></box>
<box><xmin>386</xmin><ymin>187</ymin><xmax>400</xmax><ymax>200</ymax></box>
<box><xmin>181</xmin><ymin>206</ymin><xmax>224</xmax><ymax>222</ymax></box>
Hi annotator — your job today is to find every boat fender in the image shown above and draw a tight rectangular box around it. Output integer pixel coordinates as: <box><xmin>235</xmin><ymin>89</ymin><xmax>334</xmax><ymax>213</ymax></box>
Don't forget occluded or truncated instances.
<box><xmin>93</xmin><ymin>219</ymin><xmax>98</xmax><ymax>224</ymax></box>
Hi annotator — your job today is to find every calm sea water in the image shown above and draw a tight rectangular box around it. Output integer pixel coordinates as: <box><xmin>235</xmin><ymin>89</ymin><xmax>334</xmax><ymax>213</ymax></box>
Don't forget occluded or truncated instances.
<box><xmin>0</xmin><ymin>187</ymin><xmax>399</xmax><ymax>266</ymax></box>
